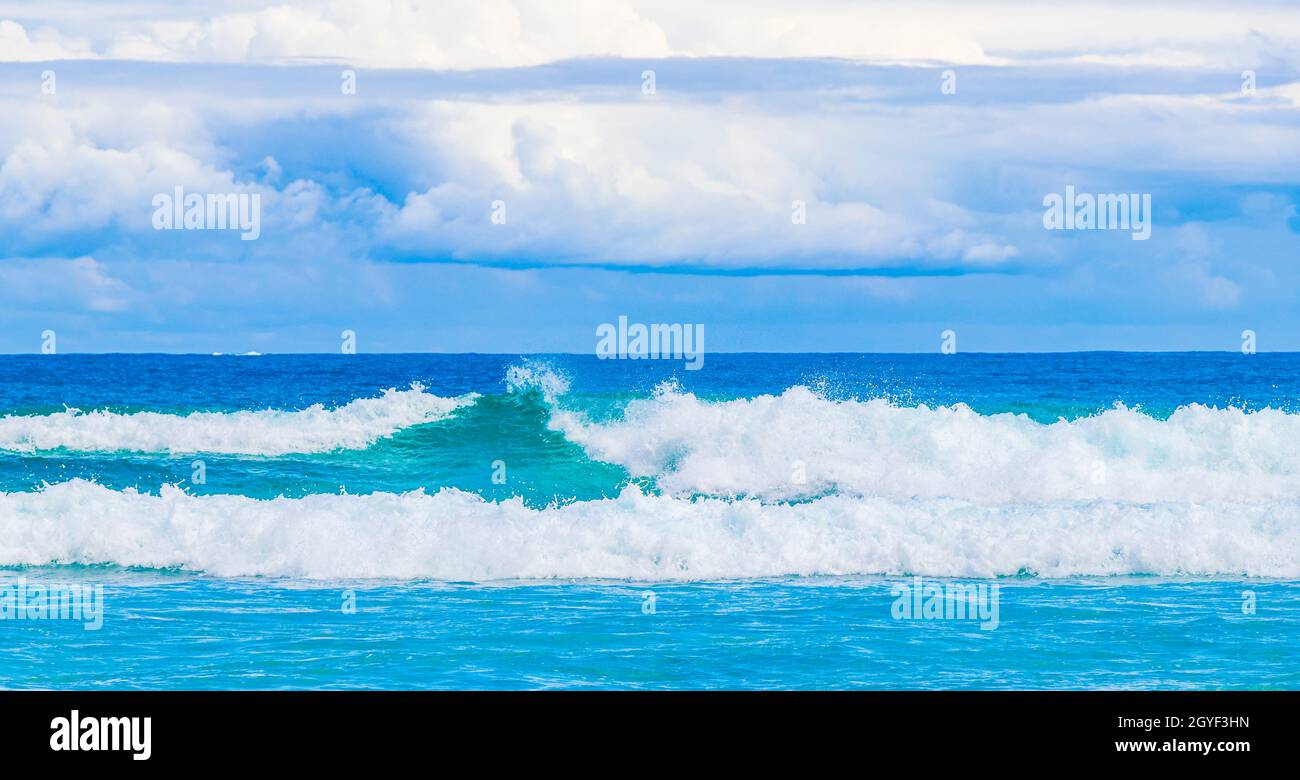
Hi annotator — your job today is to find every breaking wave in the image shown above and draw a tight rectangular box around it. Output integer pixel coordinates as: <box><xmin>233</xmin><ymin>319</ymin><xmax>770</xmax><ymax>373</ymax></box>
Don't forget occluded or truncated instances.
<box><xmin>549</xmin><ymin>385</ymin><xmax>1300</xmax><ymax>503</ymax></box>
<box><xmin>1</xmin><ymin>480</ymin><xmax>1296</xmax><ymax>580</ymax></box>
<box><xmin>0</xmin><ymin>386</ymin><xmax>476</xmax><ymax>455</ymax></box>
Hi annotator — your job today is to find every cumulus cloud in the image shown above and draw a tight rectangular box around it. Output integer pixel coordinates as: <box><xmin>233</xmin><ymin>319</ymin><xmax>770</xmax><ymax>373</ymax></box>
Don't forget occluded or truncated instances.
<box><xmin>0</xmin><ymin>18</ymin><xmax>93</xmax><ymax>61</ymax></box>
<box><xmin>2</xmin><ymin>53</ymin><xmax>1298</xmax><ymax>274</ymax></box>
<box><xmin>1</xmin><ymin>1</ymin><xmax>1299</xmax><ymax>351</ymax></box>
<box><xmin>368</xmin><ymin>100</ymin><xmax>1021</xmax><ymax>270</ymax></box>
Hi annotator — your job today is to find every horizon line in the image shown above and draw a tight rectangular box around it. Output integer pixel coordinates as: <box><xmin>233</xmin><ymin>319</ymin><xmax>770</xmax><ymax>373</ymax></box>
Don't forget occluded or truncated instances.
<box><xmin>0</xmin><ymin>350</ymin><xmax>1288</xmax><ymax>357</ymax></box>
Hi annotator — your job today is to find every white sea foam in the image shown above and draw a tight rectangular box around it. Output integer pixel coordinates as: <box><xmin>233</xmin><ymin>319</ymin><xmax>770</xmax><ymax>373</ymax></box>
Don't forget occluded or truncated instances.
<box><xmin>1</xmin><ymin>480</ymin><xmax>1295</xmax><ymax>579</ymax></box>
<box><xmin>550</xmin><ymin>385</ymin><xmax>1300</xmax><ymax>503</ymax></box>
<box><xmin>505</xmin><ymin>362</ymin><xmax>571</xmax><ymax>400</ymax></box>
<box><xmin>0</xmin><ymin>386</ymin><xmax>476</xmax><ymax>455</ymax></box>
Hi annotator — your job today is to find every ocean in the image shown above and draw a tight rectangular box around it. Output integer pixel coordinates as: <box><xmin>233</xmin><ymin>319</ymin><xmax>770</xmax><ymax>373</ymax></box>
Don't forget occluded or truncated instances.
<box><xmin>1</xmin><ymin>353</ymin><xmax>1297</xmax><ymax>689</ymax></box>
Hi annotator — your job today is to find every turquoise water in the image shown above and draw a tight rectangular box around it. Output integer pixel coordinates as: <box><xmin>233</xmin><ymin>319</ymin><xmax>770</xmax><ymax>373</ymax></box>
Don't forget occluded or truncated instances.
<box><xmin>1</xmin><ymin>354</ymin><xmax>1298</xmax><ymax>688</ymax></box>
<box><xmin>2</xmin><ymin>573</ymin><xmax>1295</xmax><ymax>690</ymax></box>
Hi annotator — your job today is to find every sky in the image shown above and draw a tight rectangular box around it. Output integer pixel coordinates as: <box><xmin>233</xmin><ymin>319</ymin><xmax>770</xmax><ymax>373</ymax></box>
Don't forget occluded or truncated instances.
<box><xmin>1</xmin><ymin>0</ymin><xmax>1299</xmax><ymax>353</ymax></box>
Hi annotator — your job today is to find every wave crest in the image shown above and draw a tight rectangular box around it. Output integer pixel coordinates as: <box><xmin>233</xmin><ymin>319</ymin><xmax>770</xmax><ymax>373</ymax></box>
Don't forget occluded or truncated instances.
<box><xmin>549</xmin><ymin>385</ymin><xmax>1300</xmax><ymax>503</ymax></box>
<box><xmin>1</xmin><ymin>480</ymin><xmax>1295</xmax><ymax>579</ymax></box>
<box><xmin>0</xmin><ymin>386</ymin><xmax>476</xmax><ymax>455</ymax></box>
<box><xmin>504</xmin><ymin>363</ymin><xmax>570</xmax><ymax>401</ymax></box>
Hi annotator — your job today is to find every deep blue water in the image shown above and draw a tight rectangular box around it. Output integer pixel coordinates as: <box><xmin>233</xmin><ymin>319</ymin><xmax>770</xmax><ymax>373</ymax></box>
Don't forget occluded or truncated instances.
<box><xmin>5</xmin><ymin>352</ymin><xmax>1299</xmax><ymax>414</ymax></box>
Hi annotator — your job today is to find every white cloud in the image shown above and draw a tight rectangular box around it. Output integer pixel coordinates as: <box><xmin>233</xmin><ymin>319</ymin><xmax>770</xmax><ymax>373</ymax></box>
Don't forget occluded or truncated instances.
<box><xmin>0</xmin><ymin>137</ymin><xmax>268</xmax><ymax>238</ymax></box>
<box><xmin>105</xmin><ymin>0</ymin><xmax>674</xmax><ymax>69</ymax></box>
<box><xmin>3</xmin><ymin>2</ymin><xmax>1299</xmax><ymax>69</ymax></box>
<box><xmin>370</xmin><ymin>99</ymin><xmax>1020</xmax><ymax>269</ymax></box>
<box><xmin>3</xmin><ymin>54</ymin><xmax>1299</xmax><ymax>272</ymax></box>
<box><xmin>0</xmin><ymin>19</ymin><xmax>93</xmax><ymax>61</ymax></box>
<box><xmin>0</xmin><ymin>256</ymin><xmax>132</xmax><ymax>312</ymax></box>
<box><xmin>1180</xmin><ymin>261</ymin><xmax>1243</xmax><ymax>310</ymax></box>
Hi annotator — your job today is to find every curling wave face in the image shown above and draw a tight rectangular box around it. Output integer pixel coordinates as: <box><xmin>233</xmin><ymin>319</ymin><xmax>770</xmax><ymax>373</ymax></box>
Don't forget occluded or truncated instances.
<box><xmin>549</xmin><ymin>385</ymin><xmax>1300</xmax><ymax>503</ymax></box>
<box><xmin>0</xmin><ymin>386</ymin><xmax>476</xmax><ymax>455</ymax></box>
<box><xmin>1</xmin><ymin>480</ymin><xmax>1297</xmax><ymax>580</ymax></box>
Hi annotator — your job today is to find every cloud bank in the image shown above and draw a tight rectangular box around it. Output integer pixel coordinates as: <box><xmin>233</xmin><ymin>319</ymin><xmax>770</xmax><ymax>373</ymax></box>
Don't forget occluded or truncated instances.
<box><xmin>1</xmin><ymin>1</ymin><xmax>1298</xmax><ymax>351</ymax></box>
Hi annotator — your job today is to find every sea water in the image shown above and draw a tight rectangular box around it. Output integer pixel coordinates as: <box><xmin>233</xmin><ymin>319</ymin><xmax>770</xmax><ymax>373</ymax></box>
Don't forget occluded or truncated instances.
<box><xmin>0</xmin><ymin>353</ymin><xmax>1297</xmax><ymax>689</ymax></box>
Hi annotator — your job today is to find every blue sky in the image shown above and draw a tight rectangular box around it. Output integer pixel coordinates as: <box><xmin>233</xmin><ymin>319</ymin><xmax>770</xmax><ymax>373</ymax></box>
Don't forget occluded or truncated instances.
<box><xmin>1</xmin><ymin>1</ymin><xmax>1299</xmax><ymax>352</ymax></box>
